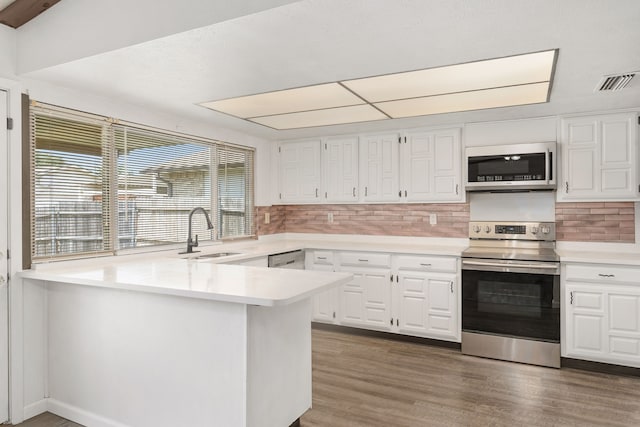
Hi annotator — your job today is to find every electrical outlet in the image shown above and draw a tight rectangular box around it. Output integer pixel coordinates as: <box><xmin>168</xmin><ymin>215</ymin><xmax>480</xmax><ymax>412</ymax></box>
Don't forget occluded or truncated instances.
<box><xmin>429</xmin><ymin>213</ymin><xmax>437</xmax><ymax>225</ymax></box>
<box><xmin>264</xmin><ymin>212</ymin><xmax>270</xmax><ymax>224</ymax></box>
<box><xmin>328</xmin><ymin>212</ymin><xmax>334</xmax><ymax>224</ymax></box>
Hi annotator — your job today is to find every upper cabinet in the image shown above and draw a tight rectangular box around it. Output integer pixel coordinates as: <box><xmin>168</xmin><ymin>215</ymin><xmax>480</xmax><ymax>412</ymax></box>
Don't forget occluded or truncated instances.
<box><xmin>278</xmin><ymin>139</ymin><xmax>322</xmax><ymax>203</ymax></box>
<box><xmin>401</xmin><ymin>128</ymin><xmax>462</xmax><ymax>202</ymax></box>
<box><xmin>559</xmin><ymin>113</ymin><xmax>638</xmax><ymax>201</ymax></box>
<box><xmin>276</xmin><ymin>127</ymin><xmax>464</xmax><ymax>205</ymax></box>
<box><xmin>359</xmin><ymin>133</ymin><xmax>401</xmax><ymax>202</ymax></box>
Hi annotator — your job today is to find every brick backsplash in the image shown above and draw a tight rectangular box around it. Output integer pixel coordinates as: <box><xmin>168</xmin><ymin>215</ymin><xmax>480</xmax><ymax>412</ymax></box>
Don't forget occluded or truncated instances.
<box><xmin>256</xmin><ymin>203</ymin><xmax>470</xmax><ymax>238</ymax></box>
<box><xmin>555</xmin><ymin>202</ymin><xmax>635</xmax><ymax>243</ymax></box>
<box><xmin>257</xmin><ymin>201</ymin><xmax>636</xmax><ymax>243</ymax></box>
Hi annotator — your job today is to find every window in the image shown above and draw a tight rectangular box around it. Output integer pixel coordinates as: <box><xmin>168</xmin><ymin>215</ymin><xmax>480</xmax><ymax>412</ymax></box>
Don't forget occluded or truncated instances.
<box><xmin>30</xmin><ymin>103</ymin><xmax>255</xmax><ymax>261</ymax></box>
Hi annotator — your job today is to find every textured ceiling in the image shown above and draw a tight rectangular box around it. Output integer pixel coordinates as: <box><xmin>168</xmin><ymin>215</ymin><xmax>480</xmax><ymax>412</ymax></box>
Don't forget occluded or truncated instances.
<box><xmin>20</xmin><ymin>0</ymin><xmax>640</xmax><ymax>140</ymax></box>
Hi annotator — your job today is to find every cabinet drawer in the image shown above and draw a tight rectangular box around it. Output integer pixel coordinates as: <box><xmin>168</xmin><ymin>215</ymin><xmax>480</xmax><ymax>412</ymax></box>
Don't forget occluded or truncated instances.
<box><xmin>309</xmin><ymin>250</ymin><xmax>334</xmax><ymax>265</ymax></box>
<box><xmin>396</xmin><ymin>255</ymin><xmax>457</xmax><ymax>273</ymax></box>
<box><xmin>565</xmin><ymin>263</ymin><xmax>640</xmax><ymax>284</ymax></box>
<box><xmin>339</xmin><ymin>252</ymin><xmax>391</xmax><ymax>268</ymax></box>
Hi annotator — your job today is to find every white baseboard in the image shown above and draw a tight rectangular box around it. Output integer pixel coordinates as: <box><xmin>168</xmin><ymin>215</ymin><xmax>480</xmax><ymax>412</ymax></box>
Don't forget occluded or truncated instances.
<box><xmin>23</xmin><ymin>399</ymin><xmax>47</xmax><ymax>421</ymax></box>
<box><xmin>27</xmin><ymin>398</ymin><xmax>129</xmax><ymax>427</ymax></box>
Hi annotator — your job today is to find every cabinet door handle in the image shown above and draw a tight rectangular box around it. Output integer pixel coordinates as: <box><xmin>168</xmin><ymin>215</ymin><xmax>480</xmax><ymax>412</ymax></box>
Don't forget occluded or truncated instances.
<box><xmin>353</xmin><ymin>187</ymin><xmax>356</xmax><ymax>197</ymax></box>
<box><xmin>570</xmin><ymin>291</ymin><xmax>574</xmax><ymax>305</ymax></box>
<box><xmin>315</xmin><ymin>188</ymin><xmax>318</xmax><ymax>197</ymax></box>
<box><xmin>404</xmin><ymin>190</ymin><xmax>407</xmax><ymax>197</ymax></box>
<box><xmin>365</xmin><ymin>186</ymin><xmax>368</xmax><ymax>196</ymax></box>
<box><xmin>598</xmin><ymin>273</ymin><xmax>615</xmax><ymax>278</ymax></box>
<box><xmin>565</xmin><ymin>181</ymin><xmax>569</xmax><ymax>193</ymax></box>
<box><xmin>455</xmin><ymin>184</ymin><xmax>459</xmax><ymax>195</ymax></box>
<box><xmin>450</xmin><ymin>281</ymin><xmax>454</xmax><ymax>293</ymax></box>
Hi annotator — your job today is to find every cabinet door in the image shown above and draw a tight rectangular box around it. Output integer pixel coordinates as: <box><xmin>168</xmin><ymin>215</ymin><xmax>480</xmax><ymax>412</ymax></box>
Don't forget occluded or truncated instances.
<box><xmin>600</xmin><ymin>115</ymin><xmax>636</xmax><ymax>196</ymax></box>
<box><xmin>425</xmin><ymin>275</ymin><xmax>458</xmax><ymax>339</ymax></box>
<box><xmin>278</xmin><ymin>139</ymin><xmax>321</xmax><ymax>203</ymax></box>
<box><xmin>402</xmin><ymin>132</ymin><xmax>432</xmax><ymax>202</ymax></box>
<box><xmin>396</xmin><ymin>271</ymin><xmax>458</xmax><ymax>340</ymax></box>
<box><xmin>324</xmin><ymin>136</ymin><xmax>359</xmax><ymax>202</ymax></box>
<box><xmin>310</xmin><ymin>264</ymin><xmax>339</xmax><ymax>323</ymax></box>
<box><xmin>560</xmin><ymin>113</ymin><xmax>637</xmax><ymax>201</ymax></box>
<box><xmin>432</xmin><ymin>130</ymin><xmax>462</xmax><ymax>201</ymax></box>
<box><xmin>360</xmin><ymin>133</ymin><xmax>400</xmax><ymax>202</ymax></box>
<box><xmin>402</xmin><ymin>128</ymin><xmax>462</xmax><ymax>202</ymax></box>
<box><xmin>339</xmin><ymin>267</ymin><xmax>392</xmax><ymax>331</ymax></box>
<box><xmin>565</xmin><ymin>284</ymin><xmax>607</xmax><ymax>358</ymax></box>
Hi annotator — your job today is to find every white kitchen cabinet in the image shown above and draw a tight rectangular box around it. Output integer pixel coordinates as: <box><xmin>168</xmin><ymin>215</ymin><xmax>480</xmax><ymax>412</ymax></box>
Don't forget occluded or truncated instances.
<box><xmin>563</xmin><ymin>262</ymin><xmax>640</xmax><ymax>368</ymax></box>
<box><xmin>278</xmin><ymin>139</ymin><xmax>322</xmax><ymax>203</ymax></box>
<box><xmin>337</xmin><ymin>251</ymin><xmax>393</xmax><ymax>331</ymax></box>
<box><xmin>323</xmin><ymin>136</ymin><xmax>359</xmax><ymax>202</ymax></box>
<box><xmin>305</xmin><ymin>250</ymin><xmax>339</xmax><ymax>323</ymax></box>
<box><xmin>394</xmin><ymin>254</ymin><xmax>459</xmax><ymax>341</ymax></box>
<box><xmin>359</xmin><ymin>133</ymin><xmax>401</xmax><ymax>202</ymax></box>
<box><xmin>401</xmin><ymin>128</ymin><xmax>462</xmax><ymax>202</ymax></box>
<box><xmin>559</xmin><ymin>113</ymin><xmax>638</xmax><ymax>201</ymax></box>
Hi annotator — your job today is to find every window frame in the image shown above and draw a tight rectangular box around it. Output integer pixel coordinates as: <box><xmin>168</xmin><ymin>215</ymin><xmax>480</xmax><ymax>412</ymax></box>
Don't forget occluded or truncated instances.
<box><xmin>29</xmin><ymin>102</ymin><xmax>256</xmax><ymax>263</ymax></box>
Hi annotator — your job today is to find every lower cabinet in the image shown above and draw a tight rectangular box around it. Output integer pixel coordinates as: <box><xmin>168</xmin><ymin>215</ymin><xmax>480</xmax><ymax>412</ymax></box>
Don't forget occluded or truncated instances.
<box><xmin>563</xmin><ymin>263</ymin><xmax>640</xmax><ymax>368</ymax></box>
<box><xmin>306</xmin><ymin>249</ymin><xmax>460</xmax><ymax>342</ymax></box>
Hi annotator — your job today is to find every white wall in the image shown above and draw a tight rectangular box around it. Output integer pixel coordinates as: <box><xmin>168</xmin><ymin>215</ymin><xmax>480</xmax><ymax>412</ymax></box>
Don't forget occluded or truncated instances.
<box><xmin>0</xmin><ymin>25</ymin><xmax>16</xmax><ymax>78</ymax></box>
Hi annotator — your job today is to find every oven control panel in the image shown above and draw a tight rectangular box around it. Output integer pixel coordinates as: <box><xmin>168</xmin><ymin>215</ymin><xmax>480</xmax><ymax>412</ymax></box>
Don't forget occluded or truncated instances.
<box><xmin>469</xmin><ymin>221</ymin><xmax>556</xmax><ymax>241</ymax></box>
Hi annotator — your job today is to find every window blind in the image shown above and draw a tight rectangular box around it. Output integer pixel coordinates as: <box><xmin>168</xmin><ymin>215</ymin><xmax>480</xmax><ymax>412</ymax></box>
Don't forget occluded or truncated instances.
<box><xmin>30</xmin><ymin>107</ymin><xmax>112</xmax><ymax>259</ymax></box>
<box><xmin>113</xmin><ymin>125</ymin><xmax>214</xmax><ymax>249</ymax></box>
<box><xmin>30</xmin><ymin>102</ymin><xmax>256</xmax><ymax>261</ymax></box>
<box><xmin>217</xmin><ymin>145</ymin><xmax>255</xmax><ymax>239</ymax></box>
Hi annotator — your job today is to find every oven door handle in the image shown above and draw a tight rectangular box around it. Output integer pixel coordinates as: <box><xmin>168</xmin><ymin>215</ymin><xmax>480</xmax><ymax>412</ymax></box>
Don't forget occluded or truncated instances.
<box><xmin>462</xmin><ymin>260</ymin><xmax>558</xmax><ymax>270</ymax></box>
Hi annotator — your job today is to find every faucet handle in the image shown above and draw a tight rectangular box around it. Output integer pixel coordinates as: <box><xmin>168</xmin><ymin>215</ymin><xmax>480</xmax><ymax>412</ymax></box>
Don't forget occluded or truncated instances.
<box><xmin>193</xmin><ymin>234</ymin><xmax>199</xmax><ymax>248</ymax></box>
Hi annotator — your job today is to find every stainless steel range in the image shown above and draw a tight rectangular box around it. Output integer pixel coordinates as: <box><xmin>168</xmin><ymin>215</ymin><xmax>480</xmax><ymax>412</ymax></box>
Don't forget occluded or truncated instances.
<box><xmin>461</xmin><ymin>221</ymin><xmax>560</xmax><ymax>368</ymax></box>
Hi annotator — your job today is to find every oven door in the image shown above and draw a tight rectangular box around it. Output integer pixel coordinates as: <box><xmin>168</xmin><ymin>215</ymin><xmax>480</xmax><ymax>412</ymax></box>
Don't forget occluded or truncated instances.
<box><xmin>462</xmin><ymin>259</ymin><xmax>560</xmax><ymax>343</ymax></box>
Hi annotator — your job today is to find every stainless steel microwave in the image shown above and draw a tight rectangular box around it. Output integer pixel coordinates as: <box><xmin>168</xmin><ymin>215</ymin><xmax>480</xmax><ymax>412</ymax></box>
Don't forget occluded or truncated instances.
<box><xmin>465</xmin><ymin>142</ymin><xmax>557</xmax><ymax>192</ymax></box>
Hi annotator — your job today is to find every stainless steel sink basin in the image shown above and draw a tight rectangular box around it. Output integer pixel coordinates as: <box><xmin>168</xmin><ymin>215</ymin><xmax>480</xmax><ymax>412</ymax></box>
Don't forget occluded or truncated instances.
<box><xmin>191</xmin><ymin>252</ymin><xmax>241</xmax><ymax>259</ymax></box>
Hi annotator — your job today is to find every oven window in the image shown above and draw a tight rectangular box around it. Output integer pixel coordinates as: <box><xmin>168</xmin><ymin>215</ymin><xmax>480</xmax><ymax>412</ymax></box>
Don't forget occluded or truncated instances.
<box><xmin>462</xmin><ymin>269</ymin><xmax>560</xmax><ymax>342</ymax></box>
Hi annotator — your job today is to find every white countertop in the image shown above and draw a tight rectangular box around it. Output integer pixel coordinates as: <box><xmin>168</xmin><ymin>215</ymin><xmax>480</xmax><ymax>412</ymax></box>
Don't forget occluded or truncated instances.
<box><xmin>19</xmin><ymin>257</ymin><xmax>352</xmax><ymax>306</ymax></box>
<box><xmin>556</xmin><ymin>249</ymin><xmax>640</xmax><ymax>266</ymax></box>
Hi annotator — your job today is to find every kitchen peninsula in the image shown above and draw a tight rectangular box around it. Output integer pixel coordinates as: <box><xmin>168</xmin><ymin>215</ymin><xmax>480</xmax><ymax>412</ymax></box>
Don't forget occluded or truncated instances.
<box><xmin>19</xmin><ymin>256</ymin><xmax>352</xmax><ymax>427</ymax></box>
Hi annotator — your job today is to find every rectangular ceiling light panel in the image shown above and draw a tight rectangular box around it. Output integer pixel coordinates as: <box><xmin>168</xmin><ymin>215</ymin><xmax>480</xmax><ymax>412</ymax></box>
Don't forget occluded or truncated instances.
<box><xmin>199</xmin><ymin>49</ymin><xmax>556</xmax><ymax>129</ymax></box>
<box><xmin>342</xmin><ymin>50</ymin><xmax>556</xmax><ymax>103</ymax></box>
<box><xmin>200</xmin><ymin>83</ymin><xmax>364</xmax><ymax>118</ymax></box>
<box><xmin>375</xmin><ymin>82</ymin><xmax>550</xmax><ymax>118</ymax></box>
<box><xmin>249</xmin><ymin>105</ymin><xmax>387</xmax><ymax>130</ymax></box>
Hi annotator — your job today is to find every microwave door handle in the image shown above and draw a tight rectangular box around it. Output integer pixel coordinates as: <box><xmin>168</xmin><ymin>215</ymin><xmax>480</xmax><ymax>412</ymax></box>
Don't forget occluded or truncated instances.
<box><xmin>545</xmin><ymin>149</ymin><xmax>550</xmax><ymax>184</ymax></box>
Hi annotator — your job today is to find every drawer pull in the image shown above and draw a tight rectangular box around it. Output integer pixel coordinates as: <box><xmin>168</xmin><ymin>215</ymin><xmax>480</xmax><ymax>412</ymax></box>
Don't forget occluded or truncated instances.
<box><xmin>317</xmin><ymin>257</ymin><xmax>327</xmax><ymax>260</ymax></box>
<box><xmin>358</xmin><ymin>259</ymin><xmax>369</xmax><ymax>262</ymax></box>
<box><xmin>598</xmin><ymin>274</ymin><xmax>615</xmax><ymax>278</ymax></box>
<box><xmin>420</xmin><ymin>263</ymin><xmax>432</xmax><ymax>267</ymax></box>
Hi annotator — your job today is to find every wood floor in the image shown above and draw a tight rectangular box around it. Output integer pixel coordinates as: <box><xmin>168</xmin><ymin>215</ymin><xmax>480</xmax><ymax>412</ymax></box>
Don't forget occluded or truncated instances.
<box><xmin>14</xmin><ymin>328</ymin><xmax>640</xmax><ymax>427</ymax></box>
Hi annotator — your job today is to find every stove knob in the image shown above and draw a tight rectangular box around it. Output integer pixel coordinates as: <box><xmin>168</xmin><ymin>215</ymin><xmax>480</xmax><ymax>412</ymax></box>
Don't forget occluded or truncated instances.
<box><xmin>531</xmin><ymin>226</ymin><xmax>539</xmax><ymax>234</ymax></box>
<box><xmin>472</xmin><ymin>225</ymin><xmax>481</xmax><ymax>233</ymax></box>
<box><xmin>484</xmin><ymin>225</ymin><xmax>491</xmax><ymax>233</ymax></box>
<box><xmin>541</xmin><ymin>226</ymin><xmax>551</xmax><ymax>234</ymax></box>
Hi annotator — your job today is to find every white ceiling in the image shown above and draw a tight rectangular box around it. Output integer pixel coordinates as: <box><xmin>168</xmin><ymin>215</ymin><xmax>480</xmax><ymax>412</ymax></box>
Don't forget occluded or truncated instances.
<box><xmin>20</xmin><ymin>0</ymin><xmax>640</xmax><ymax>141</ymax></box>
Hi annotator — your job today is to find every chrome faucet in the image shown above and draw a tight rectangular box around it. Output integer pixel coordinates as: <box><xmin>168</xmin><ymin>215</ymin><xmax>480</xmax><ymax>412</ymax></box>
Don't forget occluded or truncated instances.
<box><xmin>181</xmin><ymin>207</ymin><xmax>214</xmax><ymax>254</ymax></box>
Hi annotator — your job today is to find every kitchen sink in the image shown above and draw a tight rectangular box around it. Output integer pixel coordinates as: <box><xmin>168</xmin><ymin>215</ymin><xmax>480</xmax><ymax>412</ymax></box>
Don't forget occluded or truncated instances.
<box><xmin>189</xmin><ymin>252</ymin><xmax>241</xmax><ymax>259</ymax></box>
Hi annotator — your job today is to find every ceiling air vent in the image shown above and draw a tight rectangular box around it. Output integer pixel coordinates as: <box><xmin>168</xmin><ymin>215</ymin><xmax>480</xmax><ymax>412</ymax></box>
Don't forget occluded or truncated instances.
<box><xmin>595</xmin><ymin>73</ymin><xmax>636</xmax><ymax>92</ymax></box>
